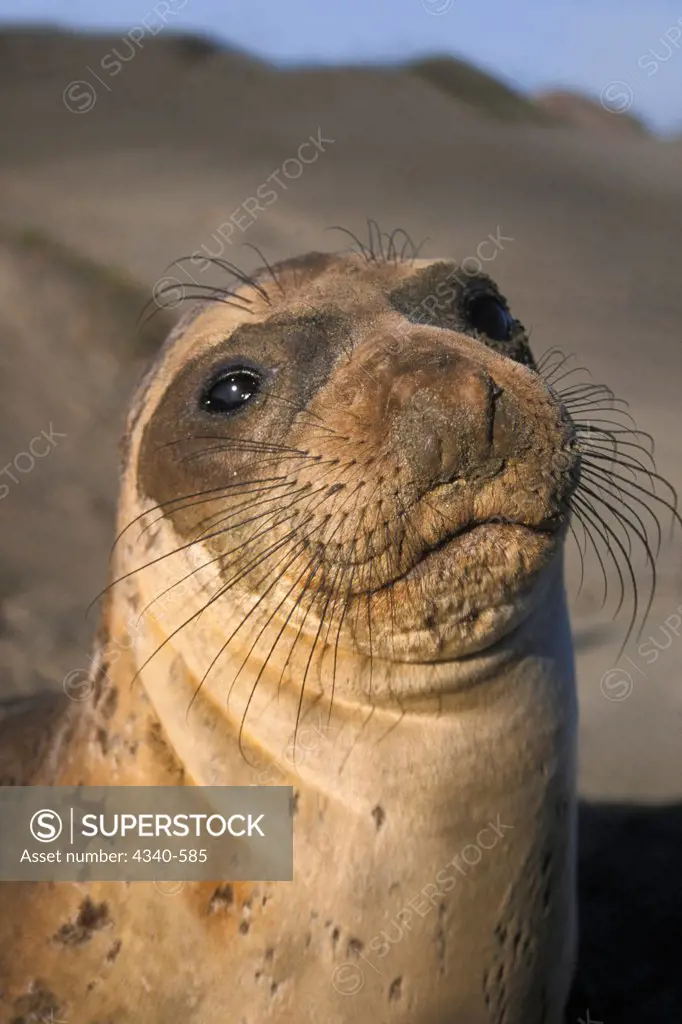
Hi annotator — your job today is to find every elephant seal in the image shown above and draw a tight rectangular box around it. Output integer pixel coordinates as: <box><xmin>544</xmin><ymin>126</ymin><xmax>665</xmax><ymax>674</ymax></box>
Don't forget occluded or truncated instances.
<box><xmin>0</xmin><ymin>241</ymin><xmax>581</xmax><ymax>1024</ymax></box>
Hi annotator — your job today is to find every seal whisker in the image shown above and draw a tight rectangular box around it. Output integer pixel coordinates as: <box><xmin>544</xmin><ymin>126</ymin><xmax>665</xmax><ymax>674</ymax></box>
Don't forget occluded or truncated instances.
<box><xmin>159</xmin><ymin>435</ymin><xmax>312</xmax><ymax>455</ymax></box>
<box><xmin>242</xmin><ymin>241</ymin><xmax>286</xmax><ymax>298</ymax></box>
<box><xmin>580</xmin><ymin>464</ymin><xmax>660</xmax><ymax>557</ymax></box>
<box><xmin>575</xmin><ymin>426</ymin><xmax>658</xmax><ymax>477</ymax></box>
<box><xmin>572</xmin><ymin>493</ymin><xmax>629</xmax><ymax>620</ymax></box>
<box><xmin>387</xmin><ymin>226</ymin><xmax>419</xmax><ymax>264</ymax></box>
<box><xmin>93</xmin><ymin>490</ymin><xmax>287</xmax><ymax>615</ymax></box>
<box><xmin>198</xmin><ymin>471</ymin><xmax>348</xmax><ymax>623</ymax></box>
<box><xmin>136</xmin><ymin>479</ymin><xmax>300</xmax><ymax>544</ymax></box>
<box><xmin>557</xmin><ymin>381</ymin><xmax>616</xmax><ymax>400</ymax></box>
<box><xmin>178</xmin><ymin>446</ymin><xmax>316</xmax><ymax>465</ymax></box>
<box><xmin>169</xmin><ymin>253</ymin><xmax>269</xmax><ymax>308</ymax></box>
<box><xmin>275</xmin><ymin>556</ymin><xmax>330</xmax><ymax>751</ymax></box>
<box><xmin>367</xmin><ymin>219</ymin><xmax>386</xmax><ymax>263</ymax></box>
<box><xmin>378</xmin><ymin>478</ymin><xmax>400</xmax><ymax>663</ymax></box>
<box><xmin>135</xmin><ymin>300</ymin><xmax>179</xmax><ymax>333</ymax></box>
<box><xmin>183</xmin><ymin>455</ymin><xmax>316</xmax><ymax>484</ymax></box>
<box><xmin>193</xmin><ymin>478</ymin><xmax>340</xmax><ymax>547</ymax></box>
<box><xmin>158</xmin><ymin>255</ymin><xmax>249</xmax><ymax>298</ymax></box>
<box><xmin>578</xmin><ymin>478</ymin><xmax>655</xmax><ymax>575</ymax></box>
<box><xmin>556</xmin><ymin>377</ymin><xmax>617</xmax><ymax>397</ymax></box>
<box><xmin>561</xmin><ymin>398</ymin><xmax>632</xmax><ymax>418</ymax></box>
<box><xmin>137</xmin><ymin>517</ymin><xmax>301</xmax><ymax>631</ymax></box>
<box><xmin>134</xmin><ymin>508</ymin><xmax>304</xmax><ymax>640</ymax></box>
<box><xmin>575</xmin><ymin>422</ymin><xmax>655</xmax><ymax>447</ymax></box>
<box><xmin>386</xmin><ymin>228</ymin><xmax>399</xmax><ymax>263</ymax></box>
<box><xmin>185</xmin><ymin>254</ymin><xmax>272</xmax><ymax>306</ymax></box>
<box><xmin>131</xmin><ymin>511</ymin><xmax>321</xmax><ymax>692</ymax></box>
<box><xmin>328</xmin><ymin>544</ymin><xmax>358</xmax><ymax>726</ymax></box>
<box><xmin>135</xmin><ymin>487</ymin><xmax>305</xmax><ymax>622</ymax></box>
<box><xmin>166</xmin><ymin>258</ymin><xmax>255</xmax><ymax>305</ymax></box>
<box><xmin>540</xmin><ymin>354</ymin><xmax>580</xmax><ymax>387</ymax></box>
<box><xmin>105</xmin><ymin>495</ymin><xmax>307</xmax><ymax>602</ymax></box>
<box><xmin>256</xmin><ymin>475</ymin><xmax>368</xmax><ymax>733</ymax></box>
<box><xmin>157</xmin><ymin>286</ymin><xmax>255</xmax><ymax>316</ymax></box>
<box><xmin>359</xmin><ymin>474</ymin><xmax>395</xmax><ymax>700</ymax></box>
<box><xmin>325</xmin><ymin>225</ymin><xmax>374</xmax><ymax>263</ymax></box>
<box><xmin>579</xmin><ymin>431</ymin><xmax>657</xmax><ymax>464</ymax></box>
<box><xmin>199</xmin><ymin>513</ymin><xmax>317</xmax><ymax>607</ymax></box>
<box><xmin>257</xmin><ymin>385</ymin><xmax>343</xmax><ymax>433</ymax></box>
<box><xmin>343</xmin><ymin>473</ymin><xmax>393</xmax><ymax>702</ymax></box>
<box><xmin>319</xmin><ymin>554</ymin><xmax>348</xmax><ymax>670</ymax></box>
<box><xmin>566</xmin><ymin>410</ymin><xmax>637</xmax><ymax>437</ymax></box>
<box><xmin>189</xmin><ymin>495</ymin><xmax>310</xmax><ymax>564</ymax></box>
<box><xmin>536</xmin><ymin>346</ymin><xmax>568</xmax><ymax>374</ymax></box>
<box><xmin>581</xmin><ymin>460</ymin><xmax>680</xmax><ymax>546</ymax></box>
<box><xmin>577</xmin><ymin>435</ymin><xmax>657</xmax><ymax>475</ymax></box>
<box><xmin>571</xmin><ymin>503</ymin><xmax>612</xmax><ymax>607</ymax></box>
<box><xmin>574</xmin><ymin>482</ymin><xmax>654</xmax><ymax>645</ymax></box>
<box><xmin>289</xmin><ymin>514</ymin><xmax>352</xmax><ymax>747</ymax></box>
<box><xmin>567</xmin><ymin>518</ymin><xmax>588</xmax><ymax>597</ymax></box>
<box><xmin>189</xmin><ymin>483</ymin><xmax>312</xmax><ymax>539</ymax></box>
<box><xmin>579</xmin><ymin>445</ymin><xmax>674</xmax><ymax>504</ymax></box>
<box><xmin>574</xmin><ymin>412</ymin><xmax>641</xmax><ymax>437</ymax></box>
<box><xmin>233</xmin><ymin>550</ymin><xmax>327</xmax><ymax>763</ymax></box>
<box><xmin>189</xmin><ymin>451</ymin><xmax>353</xmax><ymax>538</ymax></box>
<box><xmin>110</xmin><ymin>476</ymin><xmax>297</xmax><ymax>551</ymax></box>
<box><xmin>560</xmin><ymin>393</ymin><xmax>624</xmax><ymax>414</ymax></box>
<box><xmin>154</xmin><ymin>278</ymin><xmax>254</xmax><ymax>313</ymax></box>
<box><xmin>187</xmin><ymin>531</ymin><xmax>317</xmax><ymax>720</ymax></box>
<box><xmin>411</xmin><ymin>235</ymin><xmax>430</xmax><ymax>261</ymax></box>
<box><xmin>230</xmin><ymin>539</ymin><xmax>325</xmax><ymax>701</ymax></box>
<box><xmin>310</xmin><ymin>477</ymin><xmax>377</xmax><ymax>721</ymax></box>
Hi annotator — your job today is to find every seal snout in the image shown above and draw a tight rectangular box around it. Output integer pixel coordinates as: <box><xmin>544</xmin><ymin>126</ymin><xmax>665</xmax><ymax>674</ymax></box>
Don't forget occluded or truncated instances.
<box><xmin>384</xmin><ymin>352</ymin><xmax>513</xmax><ymax>492</ymax></box>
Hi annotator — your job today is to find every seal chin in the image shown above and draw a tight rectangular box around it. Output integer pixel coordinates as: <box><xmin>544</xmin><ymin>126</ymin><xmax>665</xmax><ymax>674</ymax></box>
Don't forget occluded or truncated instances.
<box><xmin>348</xmin><ymin>521</ymin><xmax>563</xmax><ymax>662</ymax></box>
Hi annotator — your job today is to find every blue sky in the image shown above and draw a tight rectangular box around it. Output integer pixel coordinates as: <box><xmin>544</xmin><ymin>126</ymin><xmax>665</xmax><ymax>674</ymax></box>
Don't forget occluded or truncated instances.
<box><xmin>2</xmin><ymin>0</ymin><xmax>682</xmax><ymax>134</ymax></box>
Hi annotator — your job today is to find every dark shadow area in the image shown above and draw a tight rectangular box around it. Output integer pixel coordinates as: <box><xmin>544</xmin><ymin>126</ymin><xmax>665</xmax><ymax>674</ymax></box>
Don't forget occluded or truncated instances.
<box><xmin>567</xmin><ymin>800</ymin><xmax>682</xmax><ymax>1021</ymax></box>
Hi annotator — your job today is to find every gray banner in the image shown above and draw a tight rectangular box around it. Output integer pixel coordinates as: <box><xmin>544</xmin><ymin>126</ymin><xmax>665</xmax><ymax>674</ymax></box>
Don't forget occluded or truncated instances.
<box><xmin>0</xmin><ymin>786</ymin><xmax>293</xmax><ymax>881</ymax></box>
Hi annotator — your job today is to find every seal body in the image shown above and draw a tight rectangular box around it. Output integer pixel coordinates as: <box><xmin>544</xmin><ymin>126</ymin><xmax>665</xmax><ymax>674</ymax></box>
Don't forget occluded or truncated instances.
<box><xmin>0</xmin><ymin>249</ymin><xmax>579</xmax><ymax>1023</ymax></box>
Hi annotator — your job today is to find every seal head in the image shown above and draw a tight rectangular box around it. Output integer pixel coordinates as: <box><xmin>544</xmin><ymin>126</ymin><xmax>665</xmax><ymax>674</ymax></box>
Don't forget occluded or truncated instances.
<box><xmin>132</xmin><ymin>252</ymin><xmax>578</xmax><ymax>680</ymax></box>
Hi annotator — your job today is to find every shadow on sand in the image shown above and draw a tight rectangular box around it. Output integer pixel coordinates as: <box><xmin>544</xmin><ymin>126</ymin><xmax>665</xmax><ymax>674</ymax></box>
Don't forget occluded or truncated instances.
<box><xmin>566</xmin><ymin>800</ymin><xmax>682</xmax><ymax>1021</ymax></box>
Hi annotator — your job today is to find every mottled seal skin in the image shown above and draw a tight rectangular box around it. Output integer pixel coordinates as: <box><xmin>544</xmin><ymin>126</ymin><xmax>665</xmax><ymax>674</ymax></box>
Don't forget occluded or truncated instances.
<box><xmin>0</xmin><ymin>250</ymin><xmax>580</xmax><ymax>1024</ymax></box>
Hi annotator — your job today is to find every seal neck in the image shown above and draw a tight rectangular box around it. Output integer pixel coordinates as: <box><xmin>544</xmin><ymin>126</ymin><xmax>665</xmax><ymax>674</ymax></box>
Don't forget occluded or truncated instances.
<box><xmin>123</xmin><ymin>560</ymin><xmax>574</xmax><ymax>805</ymax></box>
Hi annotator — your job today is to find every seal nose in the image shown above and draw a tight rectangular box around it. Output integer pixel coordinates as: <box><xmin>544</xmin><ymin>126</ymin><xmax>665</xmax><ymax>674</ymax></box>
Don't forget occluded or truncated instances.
<box><xmin>386</xmin><ymin>353</ymin><xmax>512</xmax><ymax>490</ymax></box>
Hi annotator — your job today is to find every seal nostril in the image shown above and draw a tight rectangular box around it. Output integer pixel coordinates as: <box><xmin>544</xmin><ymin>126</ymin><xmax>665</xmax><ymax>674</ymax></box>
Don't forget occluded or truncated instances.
<box><xmin>487</xmin><ymin>376</ymin><xmax>503</xmax><ymax>447</ymax></box>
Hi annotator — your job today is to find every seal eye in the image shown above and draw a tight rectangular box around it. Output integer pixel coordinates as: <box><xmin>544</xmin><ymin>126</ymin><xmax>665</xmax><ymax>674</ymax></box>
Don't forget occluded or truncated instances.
<box><xmin>201</xmin><ymin>369</ymin><xmax>262</xmax><ymax>414</ymax></box>
<box><xmin>467</xmin><ymin>295</ymin><xmax>515</xmax><ymax>342</ymax></box>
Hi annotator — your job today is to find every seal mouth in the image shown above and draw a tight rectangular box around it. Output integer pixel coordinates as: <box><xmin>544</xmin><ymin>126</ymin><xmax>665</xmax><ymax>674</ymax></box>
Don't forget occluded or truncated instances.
<box><xmin>364</xmin><ymin>515</ymin><xmax>563</xmax><ymax>597</ymax></box>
